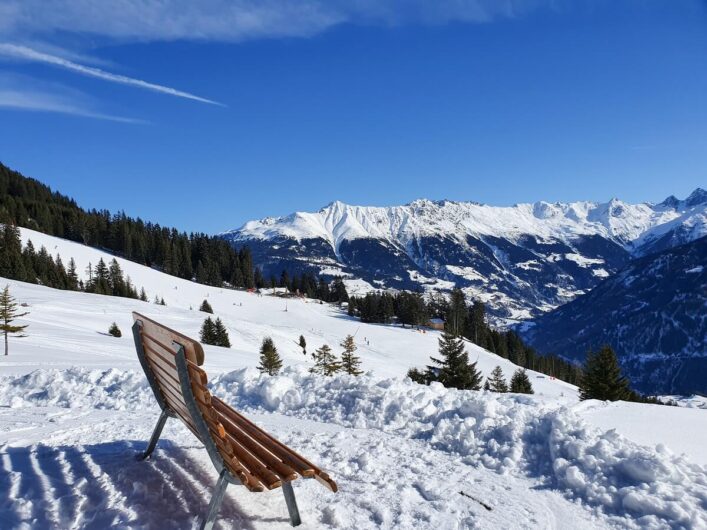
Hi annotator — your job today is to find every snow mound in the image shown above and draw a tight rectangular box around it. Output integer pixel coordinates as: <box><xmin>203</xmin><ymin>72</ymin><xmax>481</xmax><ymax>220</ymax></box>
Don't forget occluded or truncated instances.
<box><xmin>0</xmin><ymin>368</ymin><xmax>150</xmax><ymax>410</ymax></box>
<box><xmin>2</xmin><ymin>367</ymin><xmax>706</xmax><ymax>528</ymax></box>
<box><xmin>211</xmin><ymin>367</ymin><xmax>707</xmax><ymax>529</ymax></box>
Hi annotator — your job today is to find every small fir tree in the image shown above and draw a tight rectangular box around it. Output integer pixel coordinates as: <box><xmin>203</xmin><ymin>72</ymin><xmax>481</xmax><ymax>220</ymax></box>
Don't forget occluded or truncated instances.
<box><xmin>200</xmin><ymin>317</ymin><xmax>216</xmax><ymax>345</ymax></box>
<box><xmin>67</xmin><ymin>258</ymin><xmax>79</xmax><ymax>290</ymax></box>
<box><xmin>579</xmin><ymin>345</ymin><xmax>631</xmax><ymax>401</ymax></box>
<box><xmin>407</xmin><ymin>367</ymin><xmax>430</xmax><ymax>385</ymax></box>
<box><xmin>0</xmin><ymin>285</ymin><xmax>29</xmax><ymax>356</ymax></box>
<box><xmin>488</xmin><ymin>365</ymin><xmax>509</xmax><ymax>393</ymax></box>
<box><xmin>430</xmin><ymin>331</ymin><xmax>482</xmax><ymax>390</ymax></box>
<box><xmin>340</xmin><ymin>334</ymin><xmax>362</xmax><ymax>376</ymax></box>
<box><xmin>310</xmin><ymin>344</ymin><xmax>341</xmax><ymax>376</ymax></box>
<box><xmin>510</xmin><ymin>369</ymin><xmax>534</xmax><ymax>394</ymax></box>
<box><xmin>483</xmin><ymin>380</ymin><xmax>490</xmax><ymax>391</ymax></box>
<box><xmin>160</xmin><ymin>297</ymin><xmax>166</xmax><ymax>306</ymax></box>
<box><xmin>200</xmin><ymin>299</ymin><xmax>214</xmax><ymax>314</ymax></box>
<box><xmin>258</xmin><ymin>337</ymin><xmax>283</xmax><ymax>375</ymax></box>
<box><xmin>108</xmin><ymin>322</ymin><xmax>122</xmax><ymax>338</ymax></box>
<box><xmin>299</xmin><ymin>334</ymin><xmax>307</xmax><ymax>355</ymax></box>
<box><xmin>213</xmin><ymin>317</ymin><xmax>231</xmax><ymax>347</ymax></box>
<box><xmin>139</xmin><ymin>288</ymin><xmax>148</xmax><ymax>302</ymax></box>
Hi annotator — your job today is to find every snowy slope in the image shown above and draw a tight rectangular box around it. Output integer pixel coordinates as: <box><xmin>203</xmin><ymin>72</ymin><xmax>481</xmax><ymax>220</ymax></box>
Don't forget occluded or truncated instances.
<box><xmin>1</xmin><ymin>230</ymin><xmax>707</xmax><ymax>529</ymax></box>
<box><xmin>221</xmin><ymin>189</ymin><xmax>707</xmax><ymax>323</ymax></box>
<box><xmin>12</xmin><ymin>227</ymin><xmax>573</xmax><ymax>398</ymax></box>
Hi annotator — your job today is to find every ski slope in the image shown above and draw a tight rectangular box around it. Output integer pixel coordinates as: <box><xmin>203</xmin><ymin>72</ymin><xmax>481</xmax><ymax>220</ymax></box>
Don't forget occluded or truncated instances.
<box><xmin>1</xmin><ymin>228</ymin><xmax>706</xmax><ymax>529</ymax></box>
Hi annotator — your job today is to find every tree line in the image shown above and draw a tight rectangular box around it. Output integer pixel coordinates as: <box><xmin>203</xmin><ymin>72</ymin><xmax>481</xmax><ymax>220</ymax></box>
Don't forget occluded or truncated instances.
<box><xmin>271</xmin><ymin>270</ymin><xmax>349</xmax><ymax>304</ymax></box>
<box><xmin>0</xmin><ymin>162</ymin><xmax>260</xmax><ymax>290</ymax></box>
<box><xmin>0</xmin><ymin>223</ymin><xmax>143</xmax><ymax>299</ymax></box>
<box><xmin>0</xmin><ymin>163</ymin><xmax>355</xmax><ymax>307</ymax></box>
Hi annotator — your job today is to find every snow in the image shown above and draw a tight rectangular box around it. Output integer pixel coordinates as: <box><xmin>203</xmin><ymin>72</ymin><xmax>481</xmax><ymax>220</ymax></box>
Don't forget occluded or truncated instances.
<box><xmin>563</xmin><ymin>253</ymin><xmax>605</xmax><ymax>267</ymax></box>
<box><xmin>2</xmin><ymin>366</ymin><xmax>706</xmax><ymax>529</ymax></box>
<box><xmin>1</xmin><ymin>228</ymin><xmax>707</xmax><ymax>529</ymax></box>
<box><xmin>576</xmin><ymin>400</ymin><xmax>707</xmax><ymax>466</ymax></box>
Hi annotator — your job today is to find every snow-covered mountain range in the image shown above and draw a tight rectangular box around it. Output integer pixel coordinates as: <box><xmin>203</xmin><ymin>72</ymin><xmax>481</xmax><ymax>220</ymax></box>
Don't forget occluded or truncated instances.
<box><xmin>222</xmin><ymin>188</ymin><xmax>707</xmax><ymax>323</ymax></box>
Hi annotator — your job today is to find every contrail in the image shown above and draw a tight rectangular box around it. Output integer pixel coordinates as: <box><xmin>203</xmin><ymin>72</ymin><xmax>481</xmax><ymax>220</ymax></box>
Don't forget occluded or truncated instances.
<box><xmin>0</xmin><ymin>43</ymin><xmax>223</xmax><ymax>106</ymax></box>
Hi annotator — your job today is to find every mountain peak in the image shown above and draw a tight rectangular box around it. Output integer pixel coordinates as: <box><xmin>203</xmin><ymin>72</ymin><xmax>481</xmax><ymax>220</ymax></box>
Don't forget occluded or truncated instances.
<box><xmin>659</xmin><ymin>195</ymin><xmax>680</xmax><ymax>209</ymax></box>
<box><xmin>685</xmin><ymin>187</ymin><xmax>707</xmax><ymax>207</ymax></box>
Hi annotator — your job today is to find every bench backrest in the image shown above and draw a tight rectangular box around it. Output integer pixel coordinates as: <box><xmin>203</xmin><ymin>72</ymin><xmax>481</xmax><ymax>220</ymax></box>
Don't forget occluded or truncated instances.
<box><xmin>131</xmin><ymin>312</ymin><xmax>269</xmax><ymax>490</ymax></box>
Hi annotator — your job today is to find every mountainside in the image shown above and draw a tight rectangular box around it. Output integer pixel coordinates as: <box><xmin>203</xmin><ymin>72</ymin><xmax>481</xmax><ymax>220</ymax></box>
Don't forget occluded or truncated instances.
<box><xmin>522</xmin><ymin>236</ymin><xmax>707</xmax><ymax>395</ymax></box>
<box><xmin>221</xmin><ymin>189</ymin><xmax>707</xmax><ymax>323</ymax></box>
<box><xmin>1</xmin><ymin>231</ymin><xmax>707</xmax><ymax>529</ymax></box>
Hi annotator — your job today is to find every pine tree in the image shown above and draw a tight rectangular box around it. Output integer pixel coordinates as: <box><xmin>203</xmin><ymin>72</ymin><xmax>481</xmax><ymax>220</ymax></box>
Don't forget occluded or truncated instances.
<box><xmin>488</xmin><ymin>365</ymin><xmax>509</xmax><ymax>393</ymax></box>
<box><xmin>85</xmin><ymin>261</ymin><xmax>93</xmax><ymax>287</ymax></box>
<box><xmin>340</xmin><ymin>334</ymin><xmax>362</xmax><ymax>376</ymax></box>
<box><xmin>0</xmin><ymin>224</ymin><xmax>25</xmax><ymax>281</ymax></box>
<box><xmin>200</xmin><ymin>317</ymin><xmax>215</xmax><ymax>345</ymax></box>
<box><xmin>468</xmin><ymin>301</ymin><xmax>487</xmax><ymax>346</ymax></box>
<box><xmin>510</xmin><ymin>369</ymin><xmax>534</xmax><ymax>394</ymax></box>
<box><xmin>139</xmin><ymin>287</ymin><xmax>148</xmax><ymax>302</ymax></box>
<box><xmin>92</xmin><ymin>258</ymin><xmax>110</xmax><ymax>294</ymax></box>
<box><xmin>108</xmin><ymin>322</ymin><xmax>122</xmax><ymax>338</ymax></box>
<box><xmin>579</xmin><ymin>345</ymin><xmax>631</xmax><ymax>401</ymax></box>
<box><xmin>332</xmin><ymin>278</ymin><xmax>349</xmax><ymax>303</ymax></box>
<box><xmin>0</xmin><ymin>285</ymin><xmax>29</xmax><ymax>355</ymax></box>
<box><xmin>160</xmin><ymin>297</ymin><xmax>166</xmax><ymax>306</ymax></box>
<box><xmin>483</xmin><ymin>380</ymin><xmax>490</xmax><ymax>391</ymax></box>
<box><xmin>257</xmin><ymin>337</ymin><xmax>283</xmax><ymax>375</ymax></box>
<box><xmin>445</xmin><ymin>288</ymin><xmax>468</xmax><ymax>336</ymax></box>
<box><xmin>429</xmin><ymin>331</ymin><xmax>482</xmax><ymax>390</ymax></box>
<box><xmin>310</xmin><ymin>344</ymin><xmax>341</xmax><ymax>376</ymax></box>
<box><xmin>298</xmin><ymin>334</ymin><xmax>307</xmax><ymax>355</ymax></box>
<box><xmin>199</xmin><ymin>299</ymin><xmax>213</xmax><ymax>314</ymax></box>
<box><xmin>67</xmin><ymin>258</ymin><xmax>79</xmax><ymax>290</ymax></box>
<box><xmin>213</xmin><ymin>317</ymin><xmax>231</xmax><ymax>347</ymax></box>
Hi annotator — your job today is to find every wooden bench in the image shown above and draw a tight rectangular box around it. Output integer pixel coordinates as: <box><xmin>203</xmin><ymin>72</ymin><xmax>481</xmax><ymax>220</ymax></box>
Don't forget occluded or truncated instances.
<box><xmin>131</xmin><ymin>312</ymin><xmax>337</xmax><ymax>529</ymax></box>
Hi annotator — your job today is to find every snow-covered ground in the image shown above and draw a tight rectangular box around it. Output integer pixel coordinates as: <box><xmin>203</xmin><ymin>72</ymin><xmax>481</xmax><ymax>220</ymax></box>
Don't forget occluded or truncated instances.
<box><xmin>1</xmin><ymin>229</ymin><xmax>706</xmax><ymax>529</ymax></box>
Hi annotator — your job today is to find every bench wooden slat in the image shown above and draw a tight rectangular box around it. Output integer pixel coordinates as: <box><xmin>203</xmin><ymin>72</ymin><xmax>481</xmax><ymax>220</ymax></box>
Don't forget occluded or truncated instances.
<box><xmin>142</xmin><ymin>339</ymin><xmax>209</xmax><ymax>389</ymax></box>
<box><xmin>146</xmin><ymin>357</ymin><xmax>189</xmax><ymax>403</ymax></box>
<box><xmin>217</xmin><ymin>411</ymin><xmax>299</xmax><ymax>483</ymax></box>
<box><xmin>212</xmin><ymin>398</ymin><xmax>319</xmax><ymax>478</ymax></box>
<box><xmin>215</xmin><ymin>398</ymin><xmax>337</xmax><ymax>492</ymax></box>
<box><xmin>144</xmin><ymin>354</ymin><xmax>231</xmax><ymax>452</ymax></box>
<box><xmin>222</xmin><ymin>432</ymin><xmax>283</xmax><ymax>489</ymax></box>
<box><xmin>211</xmin><ymin>435</ymin><xmax>265</xmax><ymax>492</ymax></box>
<box><xmin>145</xmin><ymin>353</ymin><xmax>213</xmax><ymax>414</ymax></box>
<box><xmin>134</xmin><ymin>313</ymin><xmax>204</xmax><ymax>365</ymax></box>
<box><xmin>144</xmin><ymin>345</ymin><xmax>213</xmax><ymax>408</ymax></box>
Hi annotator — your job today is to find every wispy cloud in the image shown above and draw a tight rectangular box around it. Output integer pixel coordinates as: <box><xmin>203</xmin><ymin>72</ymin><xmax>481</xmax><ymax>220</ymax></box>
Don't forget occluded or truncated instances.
<box><xmin>0</xmin><ymin>74</ymin><xmax>144</xmax><ymax>123</ymax></box>
<box><xmin>0</xmin><ymin>0</ymin><xmax>559</xmax><ymax>121</ymax></box>
<box><xmin>0</xmin><ymin>1</ymin><xmax>559</xmax><ymax>43</ymax></box>
<box><xmin>0</xmin><ymin>43</ymin><xmax>222</xmax><ymax>106</ymax></box>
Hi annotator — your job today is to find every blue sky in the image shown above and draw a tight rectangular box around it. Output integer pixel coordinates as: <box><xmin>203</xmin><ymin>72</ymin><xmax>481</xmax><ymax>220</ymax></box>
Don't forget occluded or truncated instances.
<box><xmin>0</xmin><ymin>1</ymin><xmax>705</xmax><ymax>233</ymax></box>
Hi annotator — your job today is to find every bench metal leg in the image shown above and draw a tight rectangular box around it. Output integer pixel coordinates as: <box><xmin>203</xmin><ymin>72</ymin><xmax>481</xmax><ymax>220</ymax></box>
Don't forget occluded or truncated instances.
<box><xmin>282</xmin><ymin>481</ymin><xmax>302</xmax><ymax>527</ymax></box>
<box><xmin>138</xmin><ymin>409</ymin><xmax>169</xmax><ymax>460</ymax></box>
<box><xmin>201</xmin><ymin>470</ymin><xmax>229</xmax><ymax>530</ymax></box>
